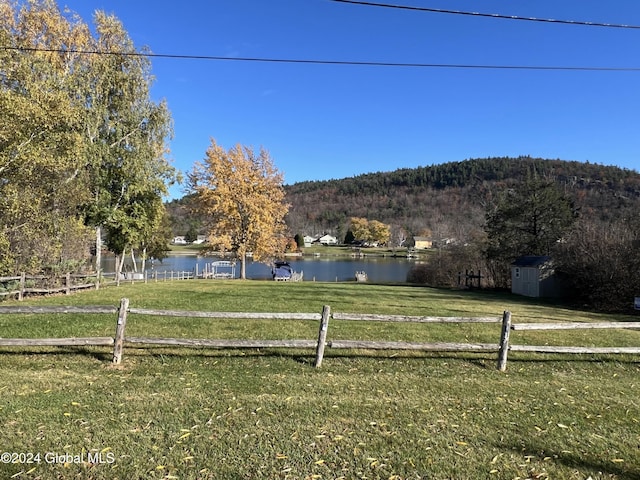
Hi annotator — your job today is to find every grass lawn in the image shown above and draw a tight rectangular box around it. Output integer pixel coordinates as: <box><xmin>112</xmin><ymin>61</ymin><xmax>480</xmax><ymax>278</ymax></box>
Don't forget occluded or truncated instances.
<box><xmin>0</xmin><ymin>281</ymin><xmax>638</xmax><ymax>479</ymax></box>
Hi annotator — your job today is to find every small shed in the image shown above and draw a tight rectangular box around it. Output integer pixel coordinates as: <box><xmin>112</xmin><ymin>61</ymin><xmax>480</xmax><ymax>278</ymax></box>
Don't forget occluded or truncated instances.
<box><xmin>413</xmin><ymin>236</ymin><xmax>433</xmax><ymax>249</ymax></box>
<box><xmin>511</xmin><ymin>255</ymin><xmax>561</xmax><ymax>298</ymax></box>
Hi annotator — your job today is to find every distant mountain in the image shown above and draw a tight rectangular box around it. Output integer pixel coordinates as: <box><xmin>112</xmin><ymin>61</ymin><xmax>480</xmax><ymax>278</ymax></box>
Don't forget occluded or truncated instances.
<box><xmin>167</xmin><ymin>157</ymin><xmax>640</xmax><ymax>243</ymax></box>
<box><xmin>283</xmin><ymin>156</ymin><xmax>640</xmax><ymax>242</ymax></box>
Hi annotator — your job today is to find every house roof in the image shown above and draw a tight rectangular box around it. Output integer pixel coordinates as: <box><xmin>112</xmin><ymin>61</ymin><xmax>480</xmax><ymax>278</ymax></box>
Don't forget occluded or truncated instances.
<box><xmin>511</xmin><ymin>255</ymin><xmax>552</xmax><ymax>267</ymax></box>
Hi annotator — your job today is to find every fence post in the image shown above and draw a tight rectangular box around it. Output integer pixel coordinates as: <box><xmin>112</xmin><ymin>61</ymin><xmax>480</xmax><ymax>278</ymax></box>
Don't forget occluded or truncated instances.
<box><xmin>18</xmin><ymin>273</ymin><xmax>25</xmax><ymax>301</ymax></box>
<box><xmin>497</xmin><ymin>310</ymin><xmax>512</xmax><ymax>372</ymax></box>
<box><xmin>112</xmin><ymin>298</ymin><xmax>130</xmax><ymax>364</ymax></box>
<box><xmin>314</xmin><ymin>305</ymin><xmax>331</xmax><ymax>368</ymax></box>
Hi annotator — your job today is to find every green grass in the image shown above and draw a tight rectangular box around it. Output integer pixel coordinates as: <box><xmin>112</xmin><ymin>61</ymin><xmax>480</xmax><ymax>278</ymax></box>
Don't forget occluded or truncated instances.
<box><xmin>0</xmin><ymin>281</ymin><xmax>639</xmax><ymax>479</ymax></box>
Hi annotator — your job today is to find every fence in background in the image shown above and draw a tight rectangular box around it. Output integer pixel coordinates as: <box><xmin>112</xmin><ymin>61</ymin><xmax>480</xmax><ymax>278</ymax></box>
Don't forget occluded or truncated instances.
<box><xmin>0</xmin><ymin>273</ymin><xmax>101</xmax><ymax>300</ymax></box>
<box><xmin>0</xmin><ymin>299</ymin><xmax>639</xmax><ymax>370</ymax></box>
<box><xmin>0</xmin><ymin>270</ymin><xmax>202</xmax><ymax>301</ymax></box>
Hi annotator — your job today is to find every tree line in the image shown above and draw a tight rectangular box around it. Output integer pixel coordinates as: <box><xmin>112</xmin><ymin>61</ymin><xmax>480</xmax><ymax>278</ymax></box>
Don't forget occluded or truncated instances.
<box><xmin>406</xmin><ymin>171</ymin><xmax>640</xmax><ymax>312</ymax></box>
<box><xmin>284</xmin><ymin>156</ymin><xmax>640</xmax><ymax>240</ymax></box>
<box><xmin>1</xmin><ymin>0</ymin><xmax>178</xmax><ymax>277</ymax></box>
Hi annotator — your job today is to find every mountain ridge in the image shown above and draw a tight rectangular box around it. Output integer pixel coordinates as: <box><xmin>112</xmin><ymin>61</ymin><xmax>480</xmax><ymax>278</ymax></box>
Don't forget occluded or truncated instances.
<box><xmin>168</xmin><ymin>156</ymin><xmax>640</xmax><ymax>242</ymax></box>
<box><xmin>283</xmin><ymin>156</ymin><xmax>640</xmax><ymax>241</ymax></box>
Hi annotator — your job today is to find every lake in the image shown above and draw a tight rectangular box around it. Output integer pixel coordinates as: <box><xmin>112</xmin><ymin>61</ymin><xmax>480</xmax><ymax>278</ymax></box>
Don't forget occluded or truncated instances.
<box><xmin>102</xmin><ymin>255</ymin><xmax>419</xmax><ymax>283</ymax></box>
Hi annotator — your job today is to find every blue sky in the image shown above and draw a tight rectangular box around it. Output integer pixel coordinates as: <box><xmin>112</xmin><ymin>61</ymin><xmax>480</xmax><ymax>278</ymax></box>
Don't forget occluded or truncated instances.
<box><xmin>60</xmin><ymin>0</ymin><xmax>640</xmax><ymax>198</ymax></box>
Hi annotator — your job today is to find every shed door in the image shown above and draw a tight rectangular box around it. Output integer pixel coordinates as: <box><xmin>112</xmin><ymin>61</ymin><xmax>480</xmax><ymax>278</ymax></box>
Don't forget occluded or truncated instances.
<box><xmin>521</xmin><ymin>268</ymin><xmax>538</xmax><ymax>297</ymax></box>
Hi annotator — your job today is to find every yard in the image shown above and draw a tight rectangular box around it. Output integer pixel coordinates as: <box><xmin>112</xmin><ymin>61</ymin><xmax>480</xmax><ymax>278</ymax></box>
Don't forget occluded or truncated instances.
<box><xmin>0</xmin><ymin>281</ymin><xmax>638</xmax><ymax>479</ymax></box>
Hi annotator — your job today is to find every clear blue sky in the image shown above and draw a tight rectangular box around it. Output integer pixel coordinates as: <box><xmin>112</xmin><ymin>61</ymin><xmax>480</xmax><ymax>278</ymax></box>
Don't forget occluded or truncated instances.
<box><xmin>60</xmin><ymin>0</ymin><xmax>640</xmax><ymax>199</ymax></box>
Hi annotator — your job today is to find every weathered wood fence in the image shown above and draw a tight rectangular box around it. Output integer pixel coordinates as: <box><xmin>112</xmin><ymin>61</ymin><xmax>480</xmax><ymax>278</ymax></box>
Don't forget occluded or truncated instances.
<box><xmin>0</xmin><ymin>273</ymin><xmax>101</xmax><ymax>300</ymax></box>
<box><xmin>0</xmin><ymin>299</ymin><xmax>638</xmax><ymax>370</ymax></box>
<box><xmin>498</xmin><ymin>315</ymin><xmax>640</xmax><ymax>370</ymax></box>
<box><xmin>0</xmin><ymin>270</ymin><xmax>202</xmax><ymax>301</ymax></box>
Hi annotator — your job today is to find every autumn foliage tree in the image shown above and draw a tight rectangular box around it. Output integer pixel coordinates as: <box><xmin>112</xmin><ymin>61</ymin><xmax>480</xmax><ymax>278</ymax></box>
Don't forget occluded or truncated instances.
<box><xmin>0</xmin><ymin>0</ymin><xmax>176</xmax><ymax>276</ymax></box>
<box><xmin>349</xmin><ymin>217</ymin><xmax>391</xmax><ymax>246</ymax></box>
<box><xmin>0</xmin><ymin>0</ymin><xmax>94</xmax><ymax>274</ymax></box>
<box><xmin>189</xmin><ymin>140</ymin><xmax>289</xmax><ymax>279</ymax></box>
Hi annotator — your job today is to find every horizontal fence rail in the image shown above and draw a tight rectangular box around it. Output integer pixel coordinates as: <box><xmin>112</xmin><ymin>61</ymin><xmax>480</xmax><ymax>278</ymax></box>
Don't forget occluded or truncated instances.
<box><xmin>499</xmin><ymin>318</ymin><xmax>640</xmax><ymax>369</ymax></box>
<box><xmin>125</xmin><ymin>338</ymin><xmax>319</xmax><ymax>349</ymax></box>
<box><xmin>328</xmin><ymin>340</ymin><xmax>499</xmax><ymax>351</ymax></box>
<box><xmin>332</xmin><ymin>313</ymin><xmax>502</xmax><ymax>323</ymax></box>
<box><xmin>0</xmin><ymin>306</ymin><xmax>118</xmax><ymax>315</ymax></box>
<box><xmin>0</xmin><ymin>337</ymin><xmax>114</xmax><ymax>347</ymax></box>
<box><xmin>128</xmin><ymin>308</ymin><xmax>321</xmax><ymax>321</ymax></box>
<box><xmin>0</xmin><ymin>299</ymin><xmax>638</xmax><ymax>370</ymax></box>
<box><xmin>512</xmin><ymin>322</ymin><xmax>640</xmax><ymax>331</ymax></box>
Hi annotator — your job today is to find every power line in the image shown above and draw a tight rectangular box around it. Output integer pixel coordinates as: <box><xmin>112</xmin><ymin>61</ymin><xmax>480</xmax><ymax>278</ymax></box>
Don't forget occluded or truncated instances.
<box><xmin>330</xmin><ymin>0</ymin><xmax>640</xmax><ymax>29</ymax></box>
<box><xmin>3</xmin><ymin>46</ymin><xmax>640</xmax><ymax>72</ymax></box>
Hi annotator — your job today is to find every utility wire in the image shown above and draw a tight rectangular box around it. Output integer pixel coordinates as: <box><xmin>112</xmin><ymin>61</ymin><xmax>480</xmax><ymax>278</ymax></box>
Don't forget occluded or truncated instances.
<box><xmin>330</xmin><ymin>0</ymin><xmax>640</xmax><ymax>29</ymax></box>
<box><xmin>3</xmin><ymin>46</ymin><xmax>640</xmax><ymax>72</ymax></box>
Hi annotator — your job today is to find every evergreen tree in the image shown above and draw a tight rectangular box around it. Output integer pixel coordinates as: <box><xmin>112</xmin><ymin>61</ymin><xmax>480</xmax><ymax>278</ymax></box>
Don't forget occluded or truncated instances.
<box><xmin>485</xmin><ymin>175</ymin><xmax>577</xmax><ymax>287</ymax></box>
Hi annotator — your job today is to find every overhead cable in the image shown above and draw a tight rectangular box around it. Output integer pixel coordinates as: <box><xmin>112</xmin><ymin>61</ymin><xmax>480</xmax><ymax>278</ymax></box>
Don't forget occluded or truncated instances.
<box><xmin>3</xmin><ymin>46</ymin><xmax>640</xmax><ymax>72</ymax></box>
<box><xmin>330</xmin><ymin>0</ymin><xmax>640</xmax><ymax>29</ymax></box>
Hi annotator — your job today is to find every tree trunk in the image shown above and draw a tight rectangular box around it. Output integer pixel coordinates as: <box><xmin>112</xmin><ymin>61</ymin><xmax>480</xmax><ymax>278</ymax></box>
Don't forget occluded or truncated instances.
<box><xmin>240</xmin><ymin>253</ymin><xmax>246</xmax><ymax>279</ymax></box>
<box><xmin>116</xmin><ymin>249</ymin><xmax>126</xmax><ymax>277</ymax></box>
<box><xmin>95</xmin><ymin>226</ymin><xmax>102</xmax><ymax>273</ymax></box>
<box><xmin>141</xmin><ymin>247</ymin><xmax>147</xmax><ymax>273</ymax></box>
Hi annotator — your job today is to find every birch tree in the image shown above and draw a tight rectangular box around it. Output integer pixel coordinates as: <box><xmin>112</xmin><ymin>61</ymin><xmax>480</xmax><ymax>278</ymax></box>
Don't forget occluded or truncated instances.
<box><xmin>0</xmin><ymin>0</ymin><xmax>177</xmax><ymax>276</ymax></box>
<box><xmin>81</xmin><ymin>11</ymin><xmax>177</xmax><ymax>276</ymax></box>
<box><xmin>189</xmin><ymin>140</ymin><xmax>289</xmax><ymax>279</ymax></box>
<box><xmin>0</xmin><ymin>0</ymin><xmax>94</xmax><ymax>274</ymax></box>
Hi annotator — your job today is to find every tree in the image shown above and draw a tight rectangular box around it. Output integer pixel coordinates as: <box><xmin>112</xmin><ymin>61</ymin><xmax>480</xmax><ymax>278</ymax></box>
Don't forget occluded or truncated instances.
<box><xmin>368</xmin><ymin>220</ymin><xmax>391</xmax><ymax>246</ymax></box>
<box><xmin>0</xmin><ymin>0</ymin><xmax>176</xmax><ymax>276</ymax></box>
<box><xmin>344</xmin><ymin>230</ymin><xmax>355</xmax><ymax>245</ymax></box>
<box><xmin>484</xmin><ymin>175</ymin><xmax>576</xmax><ymax>287</ymax></box>
<box><xmin>350</xmin><ymin>217</ymin><xmax>370</xmax><ymax>243</ymax></box>
<box><xmin>553</xmin><ymin>216</ymin><xmax>640</xmax><ymax>311</ymax></box>
<box><xmin>0</xmin><ymin>0</ymin><xmax>94</xmax><ymax>274</ymax></box>
<box><xmin>81</xmin><ymin>11</ymin><xmax>177</xmax><ymax>276</ymax></box>
<box><xmin>189</xmin><ymin>139</ymin><xmax>289</xmax><ymax>279</ymax></box>
<box><xmin>349</xmin><ymin>217</ymin><xmax>391</xmax><ymax>246</ymax></box>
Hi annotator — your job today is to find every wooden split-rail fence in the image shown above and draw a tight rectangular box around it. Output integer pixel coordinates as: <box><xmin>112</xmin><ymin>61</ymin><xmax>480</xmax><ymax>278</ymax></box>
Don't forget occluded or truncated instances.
<box><xmin>0</xmin><ymin>273</ymin><xmax>102</xmax><ymax>300</ymax></box>
<box><xmin>0</xmin><ymin>299</ymin><xmax>639</xmax><ymax>370</ymax></box>
<box><xmin>0</xmin><ymin>271</ymin><xmax>204</xmax><ymax>301</ymax></box>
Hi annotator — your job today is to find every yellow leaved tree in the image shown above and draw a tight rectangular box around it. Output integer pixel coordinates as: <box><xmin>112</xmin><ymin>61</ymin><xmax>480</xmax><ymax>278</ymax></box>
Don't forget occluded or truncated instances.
<box><xmin>189</xmin><ymin>139</ymin><xmax>289</xmax><ymax>279</ymax></box>
<box><xmin>349</xmin><ymin>217</ymin><xmax>391</xmax><ymax>246</ymax></box>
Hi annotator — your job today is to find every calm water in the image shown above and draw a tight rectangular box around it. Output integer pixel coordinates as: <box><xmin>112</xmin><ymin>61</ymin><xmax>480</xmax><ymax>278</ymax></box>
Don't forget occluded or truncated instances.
<box><xmin>102</xmin><ymin>255</ymin><xmax>418</xmax><ymax>283</ymax></box>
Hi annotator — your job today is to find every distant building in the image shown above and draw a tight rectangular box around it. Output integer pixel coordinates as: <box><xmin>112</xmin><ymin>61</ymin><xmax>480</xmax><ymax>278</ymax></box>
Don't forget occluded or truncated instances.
<box><xmin>413</xmin><ymin>236</ymin><xmax>433</xmax><ymax>249</ymax></box>
<box><xmin>192</xmin><ymin>235</ymin><xmax>207</xmax><ymax>245</ymax></box>
<box><xmin>172</xmin><ymin>236</ymin><xmax>187</xmax><ymax>245</ymax></box>
<box><xmin>303</xmin><ymin>235</ymin><xmax>316</xmax><ymax>247</ymax></box>
<box><xmin>511</xmin><ymin>255</ymin><xmax>564</xmax><ymax>298</ymax></box>
<box><xmin>317</xmin><ymin>234</ymin><xmax>338</xmax><ymax>245</ymax></box>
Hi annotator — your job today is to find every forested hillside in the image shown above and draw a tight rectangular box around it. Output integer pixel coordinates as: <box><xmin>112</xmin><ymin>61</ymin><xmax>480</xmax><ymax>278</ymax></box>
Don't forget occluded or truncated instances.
<box><xmin>282</xmin><ymin>156</ymin><xmax>640</xmax><ymax>242</ymax></box>
<box><xmin>168</xmin><ymin>156</ymin><xmax>640</xmax><ymax>244</ymax></box>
